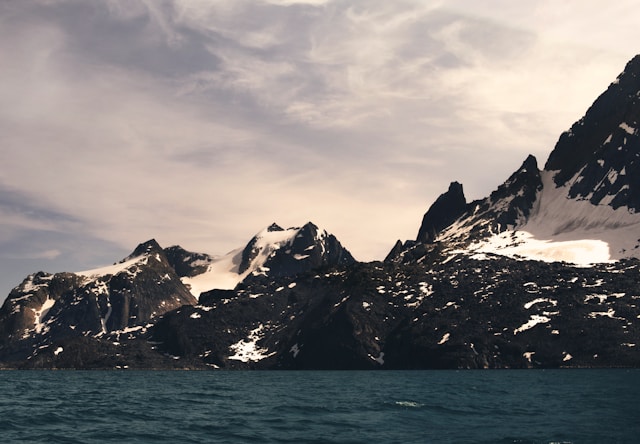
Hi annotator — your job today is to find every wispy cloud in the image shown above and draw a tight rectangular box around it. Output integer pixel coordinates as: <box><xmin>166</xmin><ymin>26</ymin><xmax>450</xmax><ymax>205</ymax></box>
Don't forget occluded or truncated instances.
<box><xmin>1</xmin><ymin>0</ymin><xmax>638</xmax><ymax>298</ymax></box>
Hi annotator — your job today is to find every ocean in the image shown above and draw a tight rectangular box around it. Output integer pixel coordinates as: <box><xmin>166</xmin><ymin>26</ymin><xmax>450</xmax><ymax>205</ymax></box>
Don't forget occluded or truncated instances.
<box><xmin>0</xmin><ymin>369</ymin><xmax>637</xmax><ymax>443</ymax></box>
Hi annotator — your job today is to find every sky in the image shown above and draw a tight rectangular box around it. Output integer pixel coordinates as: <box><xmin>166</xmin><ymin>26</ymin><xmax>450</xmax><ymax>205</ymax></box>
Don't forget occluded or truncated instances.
<box><xmin>1</xmin><ymin>0</ymin><xmax>639</xmax><ymax>301</ymax></box>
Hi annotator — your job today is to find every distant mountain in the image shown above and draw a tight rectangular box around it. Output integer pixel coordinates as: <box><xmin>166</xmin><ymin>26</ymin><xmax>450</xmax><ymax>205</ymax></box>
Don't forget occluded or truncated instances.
<box><xmin>170</xmin><ymin>222</ymin><xmax>355</xmax><ymax>298</ymax></box>
<box><xmin>0</xmin><ymin>222</ymin><xmax>356</xmax><ymax>368</ymax></box>
<box><xmin>0</xmin><ymin>239</ymin><xmax>196</xmax><ymax>366</ymax></box>
<box><xmin>1</xmin><ymin>57</ymin><xmax>640</xmax><ymax>370</ymax></box>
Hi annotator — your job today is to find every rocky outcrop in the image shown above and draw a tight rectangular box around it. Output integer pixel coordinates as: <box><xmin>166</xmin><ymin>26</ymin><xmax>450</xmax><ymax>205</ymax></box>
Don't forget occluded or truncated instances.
<box><xmin>417</xmin><ymin>182</ymin><xmax>467</xmax><ymax>243</ymax></box>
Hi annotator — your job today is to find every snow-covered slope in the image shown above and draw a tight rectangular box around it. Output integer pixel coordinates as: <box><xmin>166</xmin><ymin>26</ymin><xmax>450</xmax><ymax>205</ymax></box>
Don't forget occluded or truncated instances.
<box><xmin>465</xmin><ymin>170</ymin><xmax>640</xmax><ymax>264</ymax></box>
<box><xmin>181</xmin><ymin>222</ymin><xmax>355</xmax><ymax>298</ymax></box>
<box><xmin>179</xmin><ymin>225</ymin><xmax>302</xmax><ymax>297</ymax></box>
<box><xmin>390</xmin><ymin>54</ymin><xmax>640</xmax><ymax>267</ymax></box>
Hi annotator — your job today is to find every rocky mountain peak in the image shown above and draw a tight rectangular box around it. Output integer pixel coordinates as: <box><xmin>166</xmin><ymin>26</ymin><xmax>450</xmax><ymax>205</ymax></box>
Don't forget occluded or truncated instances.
<box><xmin>266</xmin><ymin>223</ymin><xmax>284</xmax><ymax>232</ymax></box>
<box><xmin>123</xmin><ymin>239</ymin><xmax>164</xmax><ymax>262</ymax></box>
<box><xmin>164</xmin><ymin>245</ymin><xmax>215</xmax><ymax>278</ymax></box>
<box><xmin>416</xmin><ymin>181</ymin><xmax>467</xmax><ymax>243</ymax></box>
<box><xmin>239</xmin><ymin>221</ymin><xmax>355</xmax><ymax>279</ymax></box>
<box><xmin>544</xmin><ymin>54</ymin><xmax>640</xmax><ymax>211</ymax></box>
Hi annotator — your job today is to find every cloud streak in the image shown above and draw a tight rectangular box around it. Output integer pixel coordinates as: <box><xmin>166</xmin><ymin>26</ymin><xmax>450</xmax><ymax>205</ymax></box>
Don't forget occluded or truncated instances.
<box><xmin>1</xmin><ymin>0</ymin><xmax>639</xmax><ymax>299</ymax></box>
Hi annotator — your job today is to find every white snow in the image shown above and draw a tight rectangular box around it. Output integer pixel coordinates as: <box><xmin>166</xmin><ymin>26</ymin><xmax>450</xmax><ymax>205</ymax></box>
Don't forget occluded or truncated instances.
<box><xmin>588</xmin><ymin>308</ymin><xmax>624</xmax><ymax>320</ymax></box>
<box><xmin>33</xmin><ymin>298</ymin><xmax>56</xmax><ymax>334</ymax></box>
<box><xmin>514</xmin><ymin>314</ymin><xmax>551</xmax><ymax>335</ymax></box>
<box><xmin>620</xmin><ymin>122</ymin><xmax>636</xmax><ymax>135</ymax></box>
<box><xmin>462</xmin><ymin>170</ymin><xmax>640</xmax><ymax>265</ymax></box>
<box><xmin>524</xmin><ymin>298</ymin><xmax>558</xmax><ymax>310</ymax></box>
<box><xmin>437</xmin><ymin>332</ymin><xmax>450</xmax><ymax>345</ymax></box>
<box><xmin>76</xmin><ymin>255</ymin><xmax>148</xmax><ymax>279</ymax></box>
<box><xmin>54</xmin><ymin>347</ymin><xmax>63</xmax><ymax>356</ymax></box>
<box><xmin>228</xmin><ymin>324</ymin><xmax>276</xmax><ymax>362</ymax></box>
<box><xmin>21</xmin><ymin>274</ymin><xmax>53</xmax><ymax>293</ymax></box>
<box><xmin>181</xmin><ymin>225</ymin><xmax>305</xmax><ymax>298</ymax></box>
<box><xmin>290</xmin><ymin>343</ymin><xmax>301</xmax><ymax>358</ymax></box>
<box><xmin>98</xmin><ymin>301</ymin><xmax>112</xmax><ymax>336</ymax></box>
<box><xmin>369</xmin><ymin>352</ymin><xmax>385</xmax><ymax>365</ymax></box>
<box><xmin>181</xmin><ymin>247</ymin><xmax>244</xmax><ymax>297</ymax></box>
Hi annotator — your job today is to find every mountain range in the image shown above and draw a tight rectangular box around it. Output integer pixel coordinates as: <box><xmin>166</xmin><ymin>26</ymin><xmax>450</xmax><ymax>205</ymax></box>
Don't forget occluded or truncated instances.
<box><xmin>1</xmin><ymin>56</ymin><xmax>640</xmax><ymax>369</ymax></box>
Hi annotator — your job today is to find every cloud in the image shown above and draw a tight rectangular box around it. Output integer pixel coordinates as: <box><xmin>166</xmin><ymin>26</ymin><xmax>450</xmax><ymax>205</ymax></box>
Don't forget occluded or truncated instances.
<box><xmin>1</xmin><ymin>0</ymin><xmax>639</xmax><ymax>301</ymax></box>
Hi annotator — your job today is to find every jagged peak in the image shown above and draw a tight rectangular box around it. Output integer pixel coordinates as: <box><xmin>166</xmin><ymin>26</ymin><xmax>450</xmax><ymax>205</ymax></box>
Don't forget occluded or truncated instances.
<box><xmin>520</xmin><ymin>154</ymin><xmax>538</xmax><ymax>172</ymax></box>
<box><xmin>416</xmin><ymin>181</ymin><xmax>467</xmax><ymax>243</ymax></box>
<box><xmin>544</xmin><ymin>54</ymin><xmax>640</xmax><ymax>185</ymax></box>
<box><xmin>266</xmin><ymin>223</ymin><xmax>284</xmax><ymax>232</ymax></box>
<box><xmin>127</xmin><ymin>239</ymin><xmax>163</xmax><ymax>259</ymax></box>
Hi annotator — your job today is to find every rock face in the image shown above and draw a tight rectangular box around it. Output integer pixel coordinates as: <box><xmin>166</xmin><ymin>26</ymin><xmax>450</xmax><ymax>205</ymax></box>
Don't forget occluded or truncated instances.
<box><xmin>417</xmin><ymin>182</ymin><xmax>467</xmax><ymax>243</ymax></box>
<box><xmin>2</xmin><ymin>56</ymin><xmax>640</xmax><ymax>370</ymax></box>
<box><xmin>545</xmin><ymin>54</ymin><xmax>640</xmax><ymax>212</ymax></box>
<box><xmin>239</xmin><ymin>222</ymin><xmax>355</xmax><ymax>279</ymax></box>
<box><xmin>164</xmin><ymin>245</ymin><xmax>215</xmax><ymax>278</ymax></box>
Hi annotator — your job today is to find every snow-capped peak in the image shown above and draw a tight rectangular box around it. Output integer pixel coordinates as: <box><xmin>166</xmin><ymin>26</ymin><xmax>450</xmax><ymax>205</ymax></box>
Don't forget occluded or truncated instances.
<box><xmin>75</xmin><ymin>240</ymin><xmax>164</xmax><ymax>282</ymax></box>
<box><xmin>180</xmin><ymin>222</ymin><xmax>355</xmax><ymax>298</ymax></box>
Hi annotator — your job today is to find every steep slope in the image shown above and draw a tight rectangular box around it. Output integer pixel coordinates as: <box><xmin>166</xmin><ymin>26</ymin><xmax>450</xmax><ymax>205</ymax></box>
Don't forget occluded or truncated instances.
<box><xmin>390</xmin><ymin>55</ymin><xmax>640</xmax><ymax>266</ymax></box>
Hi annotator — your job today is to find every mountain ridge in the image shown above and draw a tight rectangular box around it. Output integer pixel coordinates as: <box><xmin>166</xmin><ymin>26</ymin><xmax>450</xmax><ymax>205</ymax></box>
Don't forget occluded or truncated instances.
<box><xmin>2</xmin><ymin>55</ymin><xmax>640</xmax><ymax>369</ymax></box>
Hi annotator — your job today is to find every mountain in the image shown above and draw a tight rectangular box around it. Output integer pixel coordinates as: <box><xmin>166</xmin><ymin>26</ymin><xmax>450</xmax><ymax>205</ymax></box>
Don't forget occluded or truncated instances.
<box><xmin>0</xmin><ymin>223</ymin><xmax>355</xmax><ymax>368</ymax></box>
<box><xmin>173</xmin><ymin>222</ymin><xmax>355</xmax><ymax>298</ymax></box>
<box><xmin>0</xmin><ymin>239</ymin><xmax>197</xmax><ymax>367</ymax></box>
<box><xmin>2</xmin><ymin>56</ymin><xmax>640</xmax><ymax>370</ymax></box>
<box><xmin>389</xmin><ymin>55</ymin><xmax>640</xmax><ymax>266</ymax></box>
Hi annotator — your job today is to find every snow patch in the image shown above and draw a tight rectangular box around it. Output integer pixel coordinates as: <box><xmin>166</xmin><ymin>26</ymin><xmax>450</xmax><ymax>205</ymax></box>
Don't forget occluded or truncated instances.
<box><xmin>514</xmin><ymin>315</ymin><xmax>550</xmax><ymax>335</ymax></box>
<box><xmin>523</xmin><ymin>351</ymin><xmax>535</xmax><ymax>363</ymax></box>
<box><xmin>588</xmin><ymin>308</ymin><xmax>624</xmax><ymax>320</ymax></box>
<box><xmin>462</xmin><ymin>170</ymin><xmax>640</xmax><ymax>264</ymax></box>
<box><xmin>181</xmin><ymin>224</ymin><xmax>319</xmax><ymax>298</ymax></box>
<box><xmin>437</xmin><ymin>333</ymin><xmax>450</xmax><ymax>345</ymax></box>
<box><xmin>524</xmin><ymin>298</ymin><xmax>558</xmax><ymax>310</ymax></box>
<box><xmin>228</xmin><ymin>324</ymin><xmax>276</xmax><ymax>362</ymax></box>
<box><xmin>369</xmin><ymin>352</ymin><xmax>385</xmax><ymax>365</ymax></box>
<box><xmin>181</xmin><ymin>248</ymin><xmax>244</xmax><ymax>298</ymax></box>
<box><xmin>33</xmin><ymin>298</ymin><xmax>55</xmax><ymax>334</ymax></box>
<box><xmin>77</xmin><ymin>255</ymin><xmax>149</xmax><ymax>280</ymax></box>
<box><xmin>620</xmin><ymin>122</ymin><xmax>636</xmax><ymax>135</ymax></box>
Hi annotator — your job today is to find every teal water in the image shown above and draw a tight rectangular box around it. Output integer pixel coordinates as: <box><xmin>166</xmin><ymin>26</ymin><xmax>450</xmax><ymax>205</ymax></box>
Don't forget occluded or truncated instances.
<box><xmin>0</xmin><ymin>370</ymin><xmax>638</xmax><ymax>443</ymax></box>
